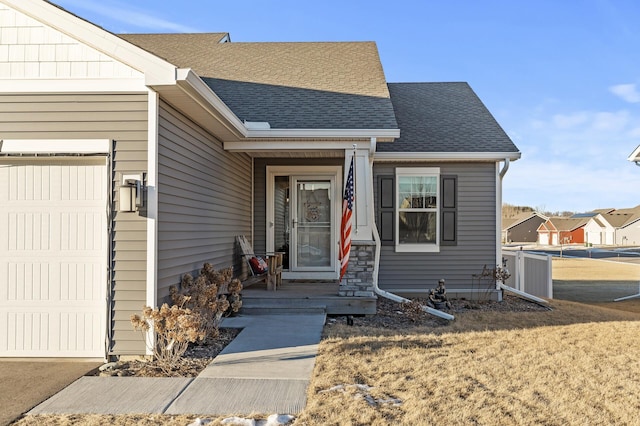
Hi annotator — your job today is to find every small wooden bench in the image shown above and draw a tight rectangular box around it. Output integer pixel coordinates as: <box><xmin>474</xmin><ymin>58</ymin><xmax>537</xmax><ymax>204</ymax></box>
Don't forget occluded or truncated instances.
<box><xmin>236</xmin><ymin>235</ymin><xmax>283</xmax><ymax>290</ymax></box>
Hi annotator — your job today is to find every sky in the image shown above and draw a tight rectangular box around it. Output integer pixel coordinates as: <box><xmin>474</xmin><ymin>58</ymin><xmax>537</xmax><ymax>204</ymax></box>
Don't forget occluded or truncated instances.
<box><xmin>53</xmin><ymin>0</ymin><xmax>640</xmax><ymax>214</ymax></box>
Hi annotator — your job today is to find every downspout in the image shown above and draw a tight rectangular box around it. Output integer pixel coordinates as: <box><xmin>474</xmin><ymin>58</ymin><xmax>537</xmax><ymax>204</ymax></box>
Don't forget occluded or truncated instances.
<box><xmin>368</xmin><ymin>153</ymin><xmax>454</xmax><ymax>321</ymax></box>
<box><xmin>496</xmin><ymin>158</ymin><xmax>510</xmax><ymax>290</ymax></box>
<box><xmin>497</xmin><ymin>158</ymin><xmax>550</xmax><ymax>306</ymax></box>
<box><xmin>105</xmin><ymin>144</ymin><xmax>114</xmax><ymax>362</ymax></box>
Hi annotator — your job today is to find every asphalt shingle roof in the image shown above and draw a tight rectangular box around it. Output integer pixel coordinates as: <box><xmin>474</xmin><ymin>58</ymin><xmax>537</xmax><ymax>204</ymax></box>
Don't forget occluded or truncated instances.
<box><xmin>547</xmin><ymin>217</ymin><xmax>589</xmax><ymax>231</ymax></box>
<box><xmin>379</xmin><ymin>83</ymin><xmax>519</xmax><ymax>153</ymax></box>
<box><xmin>119</xmin><ymin>34</ymin><xmax>397</xmax><ymax>130</ymax></box>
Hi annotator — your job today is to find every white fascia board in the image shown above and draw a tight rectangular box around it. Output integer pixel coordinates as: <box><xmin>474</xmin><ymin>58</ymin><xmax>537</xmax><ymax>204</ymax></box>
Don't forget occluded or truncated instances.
<box><xmin>175</xmin><ymin>68</ymin><xmax>247</xmax><ymax>138</ymax></box>
<box><xmin>0</xmin><ymin>139</ymin><xmax>110</xmax><ymax>154</ymax></box>
<box><xmin>3</xmin><ymin>0</ymin><xmax>176</xmax><ymax>85</ymax></box>
<box><xmin>628</xmin><ymin>144</ymin><xmax>640</xmax><ymax>162</ymax></box>
<box><xmin>224</xmin><ymin>139</ymin><xmax>375</xmax><ymax>152</ymax></box>
<box><xmin>374</xmin><ymin>151</ymin><xmax>522</xmax><ymax>162</ymax></box>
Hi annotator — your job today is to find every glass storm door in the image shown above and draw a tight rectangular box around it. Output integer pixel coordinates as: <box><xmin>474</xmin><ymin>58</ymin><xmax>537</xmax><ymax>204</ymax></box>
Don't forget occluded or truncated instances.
<box><xmin>291</xmin><ymin>178</ymin><xmax>335</xmax><ymax>271</ymax></box>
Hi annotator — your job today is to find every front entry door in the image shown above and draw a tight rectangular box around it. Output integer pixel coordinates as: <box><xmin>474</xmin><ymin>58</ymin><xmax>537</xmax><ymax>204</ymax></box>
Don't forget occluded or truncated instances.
<box><xmin>267</xmin><ymin>166</ymin><xmax>340</xmax><ymax>279</ymax></box>
<box><xmin>291</xmin><ymin>178</ymin><xmax>334</xmax><ymax>271</ymax></box>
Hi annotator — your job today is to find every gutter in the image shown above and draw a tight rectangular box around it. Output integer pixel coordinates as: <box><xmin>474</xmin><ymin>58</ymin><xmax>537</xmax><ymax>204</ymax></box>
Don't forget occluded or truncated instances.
<box><xmin>367</xmin><ymin>154</ymin><xmax>454</xmax><ymax>321</ymax></box>
<box><xmin>374</xmin><ymin>151</ymin><xmax>521</xmax><ymax>162</ymax></box>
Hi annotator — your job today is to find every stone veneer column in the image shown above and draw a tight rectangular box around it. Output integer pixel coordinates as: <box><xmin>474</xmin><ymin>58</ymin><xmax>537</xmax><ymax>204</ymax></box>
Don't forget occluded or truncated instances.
<box><xmin>339</xmin><ymin>240</ymin><xmax>375</xmax><ymax>297</ymax></box>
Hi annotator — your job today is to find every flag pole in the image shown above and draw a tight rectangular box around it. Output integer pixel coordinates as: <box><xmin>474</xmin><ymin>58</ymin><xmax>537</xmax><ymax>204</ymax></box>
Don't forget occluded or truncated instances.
<box><xmin>352</xmin><ymin>144</ymin><xmax>357</xmax><ymax>234</ymax></box>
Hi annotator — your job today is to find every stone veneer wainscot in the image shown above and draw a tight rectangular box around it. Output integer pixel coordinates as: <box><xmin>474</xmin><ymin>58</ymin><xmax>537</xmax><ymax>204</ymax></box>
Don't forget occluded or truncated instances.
<box><xmin>339</xmin><ymin>241</ymin><xmax>375</xmax><ymax>297</ymax></box>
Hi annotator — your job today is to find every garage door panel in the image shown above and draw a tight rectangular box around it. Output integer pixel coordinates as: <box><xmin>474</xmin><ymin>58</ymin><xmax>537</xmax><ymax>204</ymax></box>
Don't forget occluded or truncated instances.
<box><xmin>0</xmin><ymin>160</ymin><xmax>107</xmax><ymax>357</ymax></box>
<box><xmin>60</xmin><ymin>261</ymin><xmax>103</xmax><ymax>301</ymax></box>
<box><xmin>6</xmin><ymin>211</ymin><xmax>51</xmax><ymax>251</ymax></box>
<box><xmin>4</xmin><ymin>262</ymin><xmax>52</xmax><ymax>301</ymax></box>
<box><xmin>60</xmin><ymin>211</ymin><xmax>105</xmax><ymax>251</ymax></box>
<box><xmin>1</xmin><ymin>310</ymin><xmax>103</xmax><ymax>356</ymax></box>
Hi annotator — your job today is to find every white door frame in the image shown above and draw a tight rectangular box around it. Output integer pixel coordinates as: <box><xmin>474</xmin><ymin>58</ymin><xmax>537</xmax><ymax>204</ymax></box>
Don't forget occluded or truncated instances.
<box><xmin>266</xmin><ymin>165</ymin><xmax>342</xmax><ymax>280</ymax></box>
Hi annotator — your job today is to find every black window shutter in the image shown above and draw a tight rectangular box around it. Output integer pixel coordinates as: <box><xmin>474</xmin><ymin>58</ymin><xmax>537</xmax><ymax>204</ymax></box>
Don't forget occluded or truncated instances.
<box><xmin>377</xmin><ymin>175</ymin><xmax>395</xmax><ymax>245</ymax></box>
<box><xmin>441</xmin><ymin>175</ymin><xmax>457</xmax><ymax>245</ymax></box>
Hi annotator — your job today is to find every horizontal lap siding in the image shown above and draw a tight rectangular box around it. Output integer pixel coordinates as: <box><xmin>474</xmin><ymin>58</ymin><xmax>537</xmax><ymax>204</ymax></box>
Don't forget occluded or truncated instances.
<box><xmin>375</xmin><ymin>162</ymin><xmax>497</xmax><ymax>291</ymax></box>
<box><xmin>0</xmin><ymin>93</ymin><xmax>148</xmax><ymax>355</ymax></box>
<box><xmin>157</xmin><ymin>102</ymin><xmax>251</xmax><ymax>301</ymax></box>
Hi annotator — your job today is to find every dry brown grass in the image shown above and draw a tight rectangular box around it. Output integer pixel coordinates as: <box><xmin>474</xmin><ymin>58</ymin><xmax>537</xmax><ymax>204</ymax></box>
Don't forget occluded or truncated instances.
<box><xmin>296</xmin><ymin>258</ymin><xmax>640</xmax><ymax>425</ymax></box>
<box><xmin>15</xmin><ymin>258</ymin><xmax>640</xmax><ymax>425</ymax></box>
<box><xmin>553</xmin><ymin>257</ymin><xmax>640</xmax><ymax>281</ymax></box>
<box><xmin>553</xmin><ymin>257</ymin><xmax>640</xmax><ymax>313</ymax></box>
<box><xmin>298</xmin><ymin>299</ymin><xmax>640</xmax><ymax>426</ymax></box>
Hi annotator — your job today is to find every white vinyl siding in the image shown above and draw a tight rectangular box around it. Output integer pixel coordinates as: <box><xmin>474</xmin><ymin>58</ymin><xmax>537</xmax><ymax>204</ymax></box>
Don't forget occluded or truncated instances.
<box><xmin>0</xmin><ymin>158</ymin><xmax>107</xmax><ymax>357</ymax></box>
<box><xmin>0</xmin><ymin>3</ymin><xmax>142</xmax><ymax>80</ymax></box>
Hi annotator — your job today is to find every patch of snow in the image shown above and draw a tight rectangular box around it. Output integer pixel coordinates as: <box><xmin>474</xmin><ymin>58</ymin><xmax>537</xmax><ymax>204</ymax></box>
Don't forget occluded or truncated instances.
<box><xmin>220</xmin><ymin>414</ymin><xmax>295</xmax><ymax>426</ymax></box>
<box><xmin>221</xmin><ymin>417</ymin><xmax>255</xmax><ymax>426</ymax></box>
<box><xmin>319</xmin><ymin>383</ymin><xmax>402</xmax><ymax>408</ymax></box>
<box><xmin>188</xmin><ymin>418</ymin><xmax>212</xmax><ymax>426</ymax></box>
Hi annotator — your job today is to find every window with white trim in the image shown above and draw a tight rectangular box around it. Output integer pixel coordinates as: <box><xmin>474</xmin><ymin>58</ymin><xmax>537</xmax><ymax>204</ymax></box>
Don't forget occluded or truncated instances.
<box><xmin>395</xmin><ymin>167</ymin><xmax>440</xmax><ymax>252</ymax></box>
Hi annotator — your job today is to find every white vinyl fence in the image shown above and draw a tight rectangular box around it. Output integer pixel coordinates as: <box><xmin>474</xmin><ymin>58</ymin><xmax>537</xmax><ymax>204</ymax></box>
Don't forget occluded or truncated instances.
<box><xmin>502</xmin><ymin>250</ymin><xmax>553</xmax><ymax>299</ymax></box>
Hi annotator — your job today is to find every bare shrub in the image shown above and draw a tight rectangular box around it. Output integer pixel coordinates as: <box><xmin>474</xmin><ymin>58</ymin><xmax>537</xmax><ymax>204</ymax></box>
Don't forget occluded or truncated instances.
<box><xmin>169</xmin><ymin>263</ymin><xmax>243</xmax><ymax>341</ymax></box>
<box><xmin>131</xmin><ymin>263</ymin><xmax>243</xmax><ymax>373</ymax></box>
<box><xmin>131</xmin><ymin>304</ymin><xmax>205</xmax><ymax>374</ymax></box>
<box><xmin>401</xmin><ymin>299</ymin><xmax>427</xmax><ymax>322</ymax></box>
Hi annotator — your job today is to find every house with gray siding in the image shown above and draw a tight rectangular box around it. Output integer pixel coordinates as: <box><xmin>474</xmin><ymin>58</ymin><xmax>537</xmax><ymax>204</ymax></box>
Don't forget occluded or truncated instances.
<box><xmin>0</xmin><ymin>0</ymin><xmax>519</xmax><ymax>359</ymax></box>
<box><xmin>502</xmin><ymin>211</ymin><xmax>548</xmax><ymax>243</ymax></box>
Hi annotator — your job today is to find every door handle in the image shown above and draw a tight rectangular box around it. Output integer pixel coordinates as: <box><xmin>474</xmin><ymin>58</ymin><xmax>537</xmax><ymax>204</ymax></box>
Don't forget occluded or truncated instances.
<box><xmin>292</xmin><ymin>219</ymin><xmax>297</xmax><ymax>228</ymax></box>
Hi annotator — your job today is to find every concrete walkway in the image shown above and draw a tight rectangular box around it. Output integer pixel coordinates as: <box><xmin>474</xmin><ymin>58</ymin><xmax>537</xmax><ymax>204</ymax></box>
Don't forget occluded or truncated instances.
<box><xmin>29</xmin><ymin>313</ymin><xmax>325</xmax><ymax>416</ymax></box>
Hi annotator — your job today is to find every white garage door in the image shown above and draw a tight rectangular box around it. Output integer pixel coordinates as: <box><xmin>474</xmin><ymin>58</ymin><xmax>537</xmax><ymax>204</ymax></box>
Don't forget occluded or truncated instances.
<box><xmin>0</xmin><ymin>158</ymin><xmax>107</xmax><ymax>357</ymax></box>
<box><xmin>586</xmin><ymin>231</ymin><xmax>601</xmax><ymax>245</ymax></box>
<box><xmin>539</xmin><ymin>233</ymin><xmax>549</xmax><ymax>245</ymax></box>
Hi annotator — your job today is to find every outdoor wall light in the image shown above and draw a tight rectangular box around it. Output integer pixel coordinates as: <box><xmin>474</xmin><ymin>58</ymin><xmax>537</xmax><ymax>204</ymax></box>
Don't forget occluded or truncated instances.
<box><xmin>118</xmin><ymin>174</ymin><xmax>144</xmax><ymax>212</ymax></box>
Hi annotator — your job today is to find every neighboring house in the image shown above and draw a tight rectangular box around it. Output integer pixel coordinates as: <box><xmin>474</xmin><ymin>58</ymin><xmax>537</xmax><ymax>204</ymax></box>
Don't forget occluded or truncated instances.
<box><xmin>0</xmin><ymin>0</ymin><xmax>520</xmax><ymax>358</ymax></box>
<box><xmin>502</xmin><ymin>211</ymin><xmax>547</xmax><ymax>243</ymax></box>
<box><xmin>629</xmin><ymin>145</ymin><xmax>640</xmax><ymax>164</ymax></box>
<box><xmin>537</xmin><ymin>217</ymin><xmax>588</xmax><ymax>245</ymax></box>
<box><xmin>610</xmin><ymin>206</ymin><xmax>640</xmax><ymax>245</ymax></box>
<box><xmin>583</xmin><ymin>214</ymin><xmax>612</xmax><ymax>245</ymax></box>
<box><xmin>537</xmin><ymin>220</ymin><xmax>557</xmax><ymax>245</ymax></box>
<box><xmin>581</xmin><ymin>207</ymin><xmax>640</xmax><ymax>246</ymax></box>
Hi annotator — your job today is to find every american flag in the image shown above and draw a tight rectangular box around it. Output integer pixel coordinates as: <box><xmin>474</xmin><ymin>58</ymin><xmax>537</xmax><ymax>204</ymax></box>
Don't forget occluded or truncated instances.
<box><xmin>339</xmin><ymin>157</ymin><xmax>355</xmax><ymax>281</ymax></box>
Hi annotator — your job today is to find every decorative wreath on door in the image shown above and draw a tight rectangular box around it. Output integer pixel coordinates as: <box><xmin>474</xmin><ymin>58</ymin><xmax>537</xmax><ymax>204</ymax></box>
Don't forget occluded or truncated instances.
<box><xmin>304</xmin><ymin>203</ymin><xmax>320</xmax><ymax>222</ymax></box>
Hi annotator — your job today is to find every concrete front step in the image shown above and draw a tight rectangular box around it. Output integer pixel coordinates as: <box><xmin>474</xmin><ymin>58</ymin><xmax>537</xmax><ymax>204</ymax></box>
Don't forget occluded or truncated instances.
<box><xmin>240</xmin><ymin>296</ymin><xmax>376</xmax><ymax>315</ymax></box>
<box><xmin>240</xmin><ymin>305</ymin><xmax>327</xmax><ymax>315</ymax></box>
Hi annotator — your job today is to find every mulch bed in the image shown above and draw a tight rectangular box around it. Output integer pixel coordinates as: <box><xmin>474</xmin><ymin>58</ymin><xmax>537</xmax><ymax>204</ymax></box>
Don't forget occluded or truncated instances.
<box><xmin>97</xmin><ymin>296</ymin><xmax>546</xmax><ymax>377</ymax></box>
<box><xmin>92</xmin><ymin>328</ymin><xmax>241</xmax><ymax>378</ymax></box>
<box><xmin>327</xmin><ymin>295</ymin><xmax>550</xmax><ymax>330</ymax></box>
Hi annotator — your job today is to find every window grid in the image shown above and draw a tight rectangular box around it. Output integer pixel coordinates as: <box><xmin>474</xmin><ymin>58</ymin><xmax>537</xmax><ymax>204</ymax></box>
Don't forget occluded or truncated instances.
<box><xmin>395</xmin><ymin>168</ymin><xmax>440</xmax><ymax>252</ymax></box>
